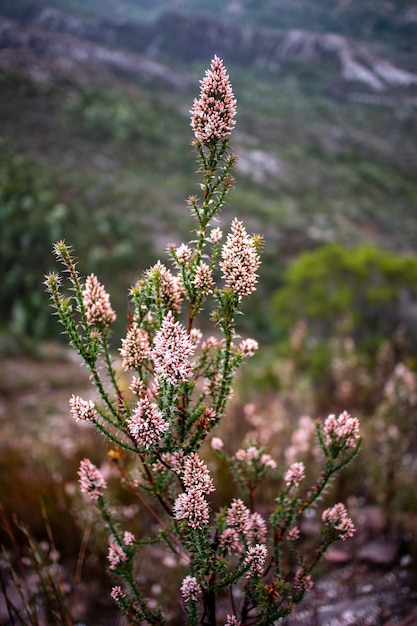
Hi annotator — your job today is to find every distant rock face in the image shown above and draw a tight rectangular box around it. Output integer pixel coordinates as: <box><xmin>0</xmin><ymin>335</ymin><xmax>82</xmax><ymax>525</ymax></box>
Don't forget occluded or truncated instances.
<box><xmin>2</xmin><ymin>5</ymin><xmax>417</xmax><ymax>92</ymax></box>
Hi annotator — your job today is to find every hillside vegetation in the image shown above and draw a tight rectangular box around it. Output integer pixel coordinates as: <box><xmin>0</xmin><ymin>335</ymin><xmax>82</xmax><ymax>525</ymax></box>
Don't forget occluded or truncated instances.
<box><xmin>0</xmin><ymin>1</ymin><xmax>416</xmax><ymax>343</ymax></box>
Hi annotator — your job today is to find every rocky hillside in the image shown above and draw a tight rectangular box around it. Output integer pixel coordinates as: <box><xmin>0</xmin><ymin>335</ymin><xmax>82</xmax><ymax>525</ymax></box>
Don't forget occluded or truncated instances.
<box><xmin>2</xmin><ymin>5</ymin><xmax>417</xmax><ymax>94</ymax></box>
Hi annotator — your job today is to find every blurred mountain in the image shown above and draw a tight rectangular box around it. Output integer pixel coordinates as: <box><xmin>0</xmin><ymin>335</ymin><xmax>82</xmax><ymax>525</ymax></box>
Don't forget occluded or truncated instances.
<box><xmin>1</xmin><ymin>2</ymin><xmax>416</xmax><ymax>94</ymax></box>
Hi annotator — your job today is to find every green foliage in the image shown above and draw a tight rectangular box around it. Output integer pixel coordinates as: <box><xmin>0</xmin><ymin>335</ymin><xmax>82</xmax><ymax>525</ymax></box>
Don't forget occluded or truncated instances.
<box><xmin>0</xmin><ymin>141</ymin><xmax>154</xmax><ymax>343</ymax></box>
<box><xmin>270</xmin><ymin>244</ymin><xmax>417</xmax><ymax>397</ymax></box>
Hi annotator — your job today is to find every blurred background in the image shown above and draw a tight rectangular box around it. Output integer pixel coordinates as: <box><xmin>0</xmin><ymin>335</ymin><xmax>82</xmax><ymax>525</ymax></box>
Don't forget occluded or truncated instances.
<box><xmin>1</xmin><ymin>1</ymin><xmax>417</xmax><ymax>623</ymax></box>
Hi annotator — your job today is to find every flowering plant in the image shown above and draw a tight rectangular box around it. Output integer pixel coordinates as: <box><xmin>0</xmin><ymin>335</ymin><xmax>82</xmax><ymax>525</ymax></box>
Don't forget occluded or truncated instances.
<box><xmin>45</xmin><ymin>56</ymin><xmax>361</xmax><ymax>625</ymax></box>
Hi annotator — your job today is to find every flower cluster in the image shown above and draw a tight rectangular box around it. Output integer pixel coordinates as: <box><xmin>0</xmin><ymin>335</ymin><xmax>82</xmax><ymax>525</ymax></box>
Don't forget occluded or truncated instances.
<box><xmin>235</xmin><ymin>445</ymin><xmax>277</xmax><ymax>469</ymax></box>
<box><xmin>244</xmin><ymin>544</ymin><xmax>268</xmax><ymax>578</ymax></box>
<box><xmin>180</xmin><ymin>576</ymin><xmax>202</xmax><ymax>603</ymax></box>
<box><xmin>78</xmin><ymin>458</ymin><xmax>107</xmax><ymax>501</ymax></box>
<box><xmin>220</xmin><ymin>219</ymin><xmax>260</xmax><ymax>298</ymax></box>
<box><xmin>82</xmin><ymin>273</ymin><xmax>116</xmax><ymax>328</ymax></box>
<box><xmin>284</xmin><ymin>462</ymin><xmax>306</xmax><ymax>488</ymax></box>
<box><xmin>108</xmin><ymin>541</ymin><xmax>128</xmax><ymax>570</ymax></box>
<box><xmin>146</xmin><ymin>261</ymin><xmax>184</xmax><ymax>314</ymax></box>
<box><xmin>190</xmin><ymin>55</ymin><xmax>237</xmax><ymax>144</ymax></box>
<box><xmin>120</xmin><ymin>325</ymin><xmax>151</xmax><ymax>370</ymax></box>
<box><xmin>323</xmin><ymin>410</ymin><xmax>360</xmax><ymax>449</ymax></box>
<box><xmin>174</xmin><ymin>454</ymin><xmax>214</xmax><ymax>529</ymax></box>
<box><xmin>69</xmin><ymin>395</ymin><xmax>96</xmax><ymax>422</ymax></box>
<box><xmin>127</xmin><ymin>395</ymin><xmax>169</xmax><ymax>449</ymax></box>
<box><xmin>322</xmin><ymin>503</ymin><xmax>356</xmax><ymax>540</ymax></box>
<box><xmin>151</xmin><ymin>311</ymin><xmax>195</xmax><ymax>384</ymax></box>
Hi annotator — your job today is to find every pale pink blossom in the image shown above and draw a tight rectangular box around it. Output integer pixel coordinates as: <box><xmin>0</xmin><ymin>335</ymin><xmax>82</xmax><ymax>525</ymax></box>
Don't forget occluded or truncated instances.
<box><xmin>239</xmin><ymin>338</ymin><xmax>259</xmax><ymax>357</ymax></box>
<box><xmin>69</xmin><ymin>395</ymin><xmax>96</xmax><ymax>422</ymax></box>
<box><xmin>120</xmin><ymin>325</ymin><xmax>151</xmax><ymax>370</ymax></box>
<box><xmin>226</xmin><ymin>499</ymin><xmax>251</xmax><ymax>534</ymax></box>
<box><xmin>287</xmin><ymin>527</ymin><xmax>300</xmax><ymax>542</ymax></box>
<box><xmin>244</xmin><ymin>544</ymin><xmax>267</xmax><ymax>578</ymax></box>
<box><xmin>147</xmin><ymin>261</ymin><xmax>184</xmax><ymax>314</ymax></box>
<box><xmin>284</xmin><ymin>462</ymin><xmax>306</xmax><ymax>488</ymax></box>
<box><xmin>151</xmin><ymin>311</ymin><xmax>195</xmax><ymax>384</ymax></box>
<box><xmin>175</xmin><ymin>244</ymin><xmax>193</xmax><ymax>264</ymax></box>
<box><xmin>260</xmin><ymin>453</ymin><xmax>277</xmax><ymax>469</ymax></box>
<box><xmin>162</xmin><ymin>450</ymin><xmax>185</xmax><ymax>474</ymax></box>
<box><xmin>248</xmin><ymin>512</ymin><xmax>268</xmax><ymax>544</ymax></box>
<box><xmin>180</xmin><ymin>575</ymin><xmax>202</xmax><ymax>603</ymax></box>
<box><xmin>127</xmin><ymin>396</ymin><xmax>169</xmax><ymax>449</ymax></box>
<box><xmin>107</xmin><ymin>541</ymin><xmax>128</xmax><ymax>570</ymax></box>
<box><xmin>323</xmin><ymin>411</ymin><xmax>360</xmax><ymax>448</ymax></box>
<box><xmin>211</xmin><ymin>437</ymin><xmax>224</xmax><ymax>451</ymax></box>
<box><xmin>193</xmin><ymin>262</ymin><xmax>214</xmax><ymax>294</ymax></box>
<box><xmin>190</xmin><ymin>55</ymin><xmax>237</xmax><ymax>144</ymax></box>
<box><xmin>110</xmin><ymin>586</ymin><xmax>126</xmax><ymax>602</ymax></box>
<box><xmin>293</xmin><ymin>569</ymin><xmax>314</xmax><ymax>592</ymax></box>
<box><xmin>190</xmin><ymin>328</ymin><xmax>203</xmax><ymax>345</ymax></box>
<box><xmin>78</xmin><ymin>458</ymin><xmax>107</xmax><ymax>500</ymax></box>
<box><xmin>123</xmin><ymin>531</ymin><xmax>135</xmax><ymax>546</ymax></box>
<box><xmin>220</xmin><ymin>219</ymin><xmax>260</xmax><ymax>298</ymax></box>
<box><xmin>225</xmin><ymin>616</ymin><xmax>241</xmax><ymax>626</ymax></box>
<box><xmin>82</xmin><ymin>274</ymin><xmax>116</xmax><ymax>327</ymax></box>
<box><xmin>322</xmin><ymin>503</ymin><xmax>356</xmax><ymax>540</ymax></box>
<box><xmin>210</xmin><ymin>227</ymin><xmax>223</xmax><ymax>243</ymax></box>
<box><xmin>173</xmin><ymin>488</ymin><xmax>210</xmax><ymax>529</ymax></box>
<box><xmin>182</xmin><ymin>453</ymin><xmax>215</xmax><ymax>494</ymax></box>
<box><xmin>219</xmin><ymin>527</ymin><xmax>242</xmax><ymax>554</ymax></box>
<box><xmin>201</xmin><ymin>336</ymin><xmax>219</xmax><ymax>351</ymax></box>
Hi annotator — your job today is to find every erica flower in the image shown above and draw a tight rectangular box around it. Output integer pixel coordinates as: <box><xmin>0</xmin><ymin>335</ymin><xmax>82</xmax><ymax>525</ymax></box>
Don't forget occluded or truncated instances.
<box><xmin>193</xmin><ymin>262</ymin><xmax>214</xmax><ymax>294</ymax></box>
<box><xmin>248</xmin><ymin>512</ymin><xmax>268</xmax><ymax>545</ymax></box>
<box><xmin>238</xmin><ymin>338</ymin><xmax>259</xmax><ymax>357</ymax></box>
<box><xmin>219</xmin><ymin>527</ymin><xmax>242</xmax><ymax>554</ymax></box>
<box><xmin>123</xmin><ymin>531</ymin><xmax>135</xmax><ymax>546</ymax></box>
<box><xmin>226</xmin><ymin>499</ymin><xmax>251</xmax><ymax>534</ymax></box>
<box><xmin>107</xmin><ymin>541</ymin><xmax>128</xmax><ymax>570</ymax></box>
<box><xmin>69</xmin><ymin>395</ymin><xmax>96</xmax><ymax>422</ymax></box>
<box><xmin>210</xmin><ymin>227</ymin><xmax>223</xmax><ymax>243</ymax></box>
<box><xmin>225</xmin><ymin>617</ymin><xmax>241</xmax><ymax>626</ymax></box>
<box><xmin>127</xmin><ymin>396</ymin><xmax>169</xmax><ymax>449</ymax></box>
<box><xmin>190</xmin><ymin>55</ymin><xmax>237</xmax><ymax>144</ymax></box>
<box><xmin>322</xmin><ymin>503</ymin><xmax>356</xmax><ymax>540</ymax></box>
<box><xmin>151</xmin><ymin>311</ymin><xmax>195</xmax><ymax>384</ymax></box>
<box><xmin>110</xmin><ymin>586</ymin><xmax>126</xmax><ymax>602</ymax></box>
<box><xmin>82</xmin><ymin>274</ymin><xmax>116</xmax><ymax>328</ymax></box>
<box><xmin>323</xmin><ymin>410</ymin><xmax>360</xmax><ymax>449</ymax></box>
<box><xmin>244</xmin><ymin>544</ymin><xmax>267</xmax><ymax>578</ymax></box>
<box><xmin>173</xmin><ymin>488</ymin><xmax>210</xmax><ymax>529</ymax></box>
<box><xmin>211</xmin><ymin>437</ymin><xmax>224</xmax><ymax>451</ymax></box>
<box><xmin>120</xmin><ymin>325</ymin><xmax>151</xmax><ymax>370</ymax></box>
<box><xmin>147</xmin><ymin>261</ymin><xmax>184</xmax><ymax>314</ymax></box>
<box><xmin>182</xmin><ymin>453</ymin><xmax>215</xmax><ymax>494</ymax></box>
<box><xmin>284</xmin><ymin>462</ymin><xmax>306</xmax><ymax>488</ymax></box>
<box><xmin>293</xmin><ymin>569</ymin><xmax>314</xmax><ymax>592</ymax></box>
<box><xmin>180</xmin><ymin>576</ymin><xmax>202</xmax><ymax>603</ymax></box>
<box><xmin>78</xmin><ymin>458</ymin><xmax>107</xmax><ymax>501</ymax></box>
<box><xmin>220</xmin><ymin>219</ymin><xmax>260</xmax><ymax>298</ymax></box>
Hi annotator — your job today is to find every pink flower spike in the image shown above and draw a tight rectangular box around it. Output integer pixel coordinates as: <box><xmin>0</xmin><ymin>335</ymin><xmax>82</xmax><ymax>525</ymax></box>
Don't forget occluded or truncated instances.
<box><xmin>220</xmin><ymin>219</ymin><xmax>260</xmax><ymax>298</ymax></box>
<box><xmin>69</xmin><ymin>395</ymin><xmax>96</xmax><ymax>422</ymax></box>
<box><xmin>151</xmin><ymin>311</ymin><xmax>195</xmax><ymax>384</ymax></box>
<box><xmin>190</xmin><ymin>56</ymin><xmax>237</xmax><ymax>144</ymax></box>
<box><xmin>107</xmin><ymin>541</ymin><xmax>128</xmax><ymax>570</ymax></box>
<box><xmin>323</xmin><ymin>410</ymin><xmax>360</xmax><ymax>448</ymax></box>
<box><xmin>180</xmin><ymin>576</ymin><xmax>202</xmax><ymax>603</ymax></box>
<box><xmin>322</xmin><ymin>503</ymin><xmax>356</xmax><ymax>540</ymax></box>
<box><xmin>244</xmin><ymin>544</ymin><xmax>267</xmax><ymax>578</ymax></box>
<box><xmin>78</xmin><ymin>458</ymin><xmax>107</xmax><ymax>501</ymax></box>
<box><xmin>284</xmin><ymin>462</ymin><xmax>306</xmax><ymax>488</ymax></box>
<box><xmin>82</xmin><ymin>274</ymin><xmax>116</xmax><ymax>328</ymax></box>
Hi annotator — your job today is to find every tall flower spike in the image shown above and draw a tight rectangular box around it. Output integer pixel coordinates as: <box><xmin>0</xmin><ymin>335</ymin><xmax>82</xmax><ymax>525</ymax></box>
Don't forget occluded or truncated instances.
<box><xmin>78</xmin><ymin>458</ymin><xmax>107</xmax><ymax>501</ymax></box>
<box><xmin>82</xmin><ymin>274</ymin><xmax>116</xmax><ymax>328</ymax></box>
<box><xmin>220</xmin><ymin>218</ymin><xmax>260</xmax><ymax>298</ymax></box>
<box><xmin>151</xmin><ymin>310</ymin><xmax>195</xmax><ymax>384</ymax></box>
<box><xmin>190</xmin><ymin>55</ymin><xmax>237</xmax><ymax>144</ymax></box>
